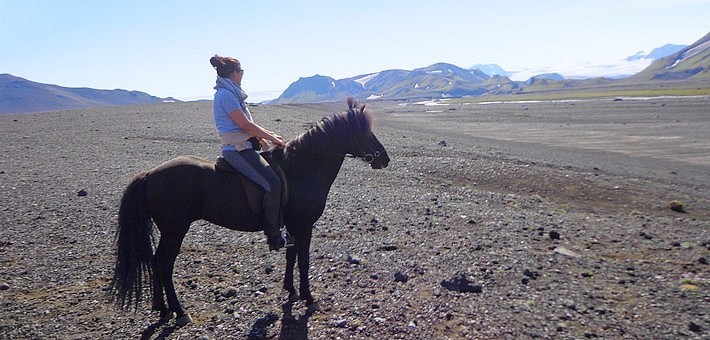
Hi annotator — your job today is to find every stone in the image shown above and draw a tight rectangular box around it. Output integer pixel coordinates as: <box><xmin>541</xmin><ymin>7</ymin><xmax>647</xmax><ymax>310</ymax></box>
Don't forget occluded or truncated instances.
<box><xmin>331</xmin><ymin>319</ymin><xmax>348</xmax><ymax>328</ymax></box>
<box><xmin>394</xmin><ymin>271</ymin><xmax>409</xmax><ymax>283</ymax></box>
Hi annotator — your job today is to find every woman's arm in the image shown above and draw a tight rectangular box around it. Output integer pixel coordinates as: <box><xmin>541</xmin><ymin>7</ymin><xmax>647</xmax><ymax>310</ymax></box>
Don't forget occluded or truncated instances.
<box><xmin>229</xmin><ymin>108</ymin><xmax>286</xmax><ymax>147</ymax></box>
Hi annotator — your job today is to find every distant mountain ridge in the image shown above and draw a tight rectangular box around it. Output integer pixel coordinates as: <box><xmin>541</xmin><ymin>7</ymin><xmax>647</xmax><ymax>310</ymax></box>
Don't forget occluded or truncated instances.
<box><xmin>273</xmin><ymin>32</ymin><xmax>709</xmax><ymax>104</ymax></box>
<box><xmin>0</xmin><ymin>74</ymin><xmax>177</xmax><ymax>114</ymax></box>
<box><xmin>469</xmin><ymin>63</ymin><xmax>511</xmax><ymax>77</ymax></box>
<box><xmin>3</xmin><ymin>34</ymin><xmax>708</xmax><ymax>112</ymax></box>
<box><xmin>274</xmin><ymin>63</ymin><xmax>491</xmax><ymax>104</ymax></box>
<box><xmin>626</xmin><ymin>44</ymin><xmax>686</xmax><ymax>61</ymax></box>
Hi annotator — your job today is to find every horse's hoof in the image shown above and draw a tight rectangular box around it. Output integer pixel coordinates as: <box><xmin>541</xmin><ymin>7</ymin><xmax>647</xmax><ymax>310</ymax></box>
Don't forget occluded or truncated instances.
<box><xmin>306</xmin><ymin>301</ymin><xmax>321</xmax><ymax>314</ymax></box>
<box><xmin>288</xmin><ymin>293</ymin><xmax>300</xmax><ymax>303</ymax></box>
<box><xmin>176</xmin><ymin>313</ymin><xmax>193</xmax><ymax>327</ymax></box>
<box><xmin>160</xmin><ymin>311</ymin><xmax>176</xmax><ymax>323</ymax></box>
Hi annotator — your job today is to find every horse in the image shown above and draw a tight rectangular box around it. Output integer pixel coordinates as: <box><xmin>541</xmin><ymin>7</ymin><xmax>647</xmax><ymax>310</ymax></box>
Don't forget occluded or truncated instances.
<box><xmin>109</xmin><ymin>97</ymin><xmax>389</xmax><ymax>326</ymax></box>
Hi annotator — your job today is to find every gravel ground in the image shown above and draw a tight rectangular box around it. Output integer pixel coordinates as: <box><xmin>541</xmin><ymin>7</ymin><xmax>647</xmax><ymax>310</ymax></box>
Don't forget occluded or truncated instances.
<box><xmin>0</xmin><ymin>97</ymin><xmax>708</xmax><ymax>339</ymax></box>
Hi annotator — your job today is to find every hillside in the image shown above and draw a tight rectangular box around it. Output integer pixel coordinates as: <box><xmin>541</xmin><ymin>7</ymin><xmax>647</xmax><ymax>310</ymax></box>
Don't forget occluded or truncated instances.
<box><xmin>627</xmin><ymin>32</ymin><xmax>709</xmax><ymax>82</ymax></box>
<box><xmin>0</xmin><ymin>74</ymin><xmax>177</xmax><ymax>114</ymax></box>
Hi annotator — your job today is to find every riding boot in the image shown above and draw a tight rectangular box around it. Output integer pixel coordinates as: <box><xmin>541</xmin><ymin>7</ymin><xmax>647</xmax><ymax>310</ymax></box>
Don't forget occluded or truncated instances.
<box><xmin>263</xmin><ymin>195</ymin><xmax>289</xmax><ymax>250</ymax></box>
<box><xmin>263</xmin><ymin>215</ymin><xmax>294</xmax><ymax>250</ymax></box>
<box><xmin>264</xmin><ymin>222</ymin><xmax>284</xmax><ymax>251</ymax></box>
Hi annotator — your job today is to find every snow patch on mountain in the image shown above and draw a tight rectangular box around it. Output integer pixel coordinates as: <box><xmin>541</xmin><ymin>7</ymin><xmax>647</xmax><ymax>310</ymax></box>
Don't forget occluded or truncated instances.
<box><xmin>354</xmin><ymin>73</ymin><xmax>378</xmax><ymax>88</ymax></box>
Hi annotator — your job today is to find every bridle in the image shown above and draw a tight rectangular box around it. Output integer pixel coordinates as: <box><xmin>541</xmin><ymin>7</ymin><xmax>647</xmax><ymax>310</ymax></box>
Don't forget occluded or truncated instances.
<box><xmin>346</xmin><ymin>150</ymin><xmax>384</xmax><ymax>164</ymax></box>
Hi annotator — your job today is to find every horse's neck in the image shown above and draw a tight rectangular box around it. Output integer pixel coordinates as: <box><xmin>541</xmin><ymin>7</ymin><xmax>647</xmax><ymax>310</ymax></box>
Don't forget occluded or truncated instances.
<box><xmin>286</xmin><ymin>152</ymin><xmax>343</xmax><ymax>180</ymax></box>
<box><xmin>284</xmin><ymin>128</ymin><xmax>349</xmax><ymax>186</ymax></box>
<box><xmin>282</xmin><ymin>145</ymin><xmax>344</xmax><ymax>188</ymax></box>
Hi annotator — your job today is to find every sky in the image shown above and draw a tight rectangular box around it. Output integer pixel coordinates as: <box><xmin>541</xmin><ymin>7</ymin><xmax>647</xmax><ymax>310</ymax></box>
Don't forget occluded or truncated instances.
<box><xmin>1</xmin><ymin>1</ymin><xmax>709</xmax><ymax>102</ymax></box>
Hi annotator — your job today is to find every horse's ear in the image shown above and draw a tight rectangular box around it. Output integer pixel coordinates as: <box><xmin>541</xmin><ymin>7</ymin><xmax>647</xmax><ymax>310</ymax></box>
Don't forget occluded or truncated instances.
<box><xmin>347</xmin><ymin>96</ymin><xmax>356</xmax><ymax>109</ymax></box>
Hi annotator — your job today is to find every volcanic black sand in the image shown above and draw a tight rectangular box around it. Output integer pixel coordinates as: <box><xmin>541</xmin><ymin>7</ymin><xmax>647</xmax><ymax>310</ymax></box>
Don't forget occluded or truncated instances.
<box><xmin>1</xmin><ymin>96</ymin><xmax>708</xmax><ymax>339</ymax></box>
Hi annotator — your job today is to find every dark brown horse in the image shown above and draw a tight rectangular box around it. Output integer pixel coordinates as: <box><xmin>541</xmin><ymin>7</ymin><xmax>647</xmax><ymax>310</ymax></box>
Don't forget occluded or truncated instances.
<box><xmin>109</xmin><ymin>98</ymin><xmax>389</xmax><ymax>326</ymax></box>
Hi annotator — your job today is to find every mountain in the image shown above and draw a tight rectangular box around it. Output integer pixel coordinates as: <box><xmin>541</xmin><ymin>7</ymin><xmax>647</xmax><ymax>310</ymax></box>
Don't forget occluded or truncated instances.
<box><xmin>528</xmin><ymin>73</ymin><xmax>565</xmax><ymax>83</ymax></box>
<box><xmin>273</xmin><ymin>63</ymin><xmax>490</xmax><ymax>104</ymax></box>
<box><xmin>276</xmin><ymin>74</ymin><xmax>365</xmax><ymax>104</ymax></box>
<box><xmin>626</xmin><ymin>44</ymin><xmax>687</xmax><ymax>61</ymax></box>
<box><xmin>470</xmin><ymin>63</ymin><xmax>511</xmax><ymax>77</ymax></box>
<box><xmin>0</xmin><ymin>74</ymin><xmax>177</xmax><ymax>114</ymax></box>
<box><xmin>627</xmin><ymin>32</ymin><xmax>709</xmax><ymax>82</ymax></box>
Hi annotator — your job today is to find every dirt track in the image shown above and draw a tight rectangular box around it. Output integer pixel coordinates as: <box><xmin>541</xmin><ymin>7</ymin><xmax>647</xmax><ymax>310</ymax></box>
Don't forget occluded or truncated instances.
<box><xmin>0</xmin><ymin>97</ymin><xmax>708</xmax><ymax>339</ymax></box>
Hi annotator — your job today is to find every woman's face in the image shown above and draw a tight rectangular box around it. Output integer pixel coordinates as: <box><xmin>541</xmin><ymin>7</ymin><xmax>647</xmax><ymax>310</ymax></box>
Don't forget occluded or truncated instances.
<box><xmin>230</xmin><ymin>67</ymin><xmax>244</xmax><ymax>85</ymax></box>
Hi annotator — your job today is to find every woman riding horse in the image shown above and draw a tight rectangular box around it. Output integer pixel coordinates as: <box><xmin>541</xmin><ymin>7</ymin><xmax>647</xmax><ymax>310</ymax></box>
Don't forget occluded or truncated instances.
<box><xmin>109</xmin><ymin>97</ymin><xmax>389</xmax><ymax>326</ymax></box>
<box><xmin>210</xmin><ymin>55</ymin><xmax>289</xmax><ymax>251</ymax></box>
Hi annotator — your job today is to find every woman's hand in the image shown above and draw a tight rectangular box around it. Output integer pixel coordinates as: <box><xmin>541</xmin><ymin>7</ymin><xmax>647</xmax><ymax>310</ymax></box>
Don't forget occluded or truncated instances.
<box><xmin>270</xmin><ymin>134</ymin><xmax>286</xmax><ymax>148</ymax></box>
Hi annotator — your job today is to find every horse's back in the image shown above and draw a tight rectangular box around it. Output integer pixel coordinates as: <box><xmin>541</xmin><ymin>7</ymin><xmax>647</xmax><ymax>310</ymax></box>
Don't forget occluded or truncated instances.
<box><xmin>144</xmin><ymin>155</ymin><xmax>213</xmax><ymax>228</ymax></box>
<box><xmin>144</xmin><ymin>155</ymin><xmax>260</xmax><ymax>231</ymax></box>
<box><xmin>151</xmin><ymin>155</ymin><xmax>214</xmax><ymax>172</ymax></box>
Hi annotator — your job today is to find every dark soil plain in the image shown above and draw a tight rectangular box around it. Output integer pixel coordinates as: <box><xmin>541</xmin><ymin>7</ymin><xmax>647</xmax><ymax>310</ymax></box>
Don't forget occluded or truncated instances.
<box><xmin>1</xmin><ymin>96</ymin><xmax>708</xmax><ymax>339</ymax></box>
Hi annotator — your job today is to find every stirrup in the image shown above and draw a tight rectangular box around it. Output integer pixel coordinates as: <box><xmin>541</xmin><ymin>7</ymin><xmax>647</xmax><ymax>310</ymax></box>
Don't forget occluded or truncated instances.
<box><xmin>281</xmin><ymin>227</ymin><xmax>295</xmax><ymax>248</ymax></box>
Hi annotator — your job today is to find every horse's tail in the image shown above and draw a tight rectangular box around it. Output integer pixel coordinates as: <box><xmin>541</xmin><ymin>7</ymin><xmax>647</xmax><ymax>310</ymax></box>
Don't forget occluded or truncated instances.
<box><xmin>109</xmin><ymin>171</ymin><xmax>155</xmax><ymax>310</ymax></box>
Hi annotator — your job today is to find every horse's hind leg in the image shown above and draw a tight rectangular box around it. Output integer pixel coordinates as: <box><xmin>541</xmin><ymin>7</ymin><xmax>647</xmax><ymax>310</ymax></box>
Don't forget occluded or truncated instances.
<box><xmin>155</xmin><ymin>226</ymin><xmax>192</xmax><ymax>326</ymax></box>
<box><xmin>151</xmin><ymin>255</ymin><xmax>173</xmax><ymax>322</ymax></box>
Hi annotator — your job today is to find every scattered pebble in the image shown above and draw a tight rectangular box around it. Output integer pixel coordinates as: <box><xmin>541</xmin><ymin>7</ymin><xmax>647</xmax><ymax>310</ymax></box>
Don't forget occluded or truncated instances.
<box><xmin>394</xmin><ymin>271</ymin><xmax>409</xmax><ymax>283</ymax></box>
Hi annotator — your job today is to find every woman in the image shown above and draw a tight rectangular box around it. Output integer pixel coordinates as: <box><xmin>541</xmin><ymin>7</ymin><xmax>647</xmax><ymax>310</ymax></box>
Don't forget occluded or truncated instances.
<box><xmin>210</xmin><ymin>55</ymin><xmax>290</xmax><ymax>250</ymax></box>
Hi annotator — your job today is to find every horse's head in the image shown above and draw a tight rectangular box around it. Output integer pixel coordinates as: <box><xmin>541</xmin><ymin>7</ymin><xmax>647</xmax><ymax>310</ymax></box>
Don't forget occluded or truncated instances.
<box><xmin>345</xmin><ymin>97</ymin><xmax>389</xmax><ymax>169</ymax></box>
<box><xmin>285</xmin><ymin>97</ymin><xmax>390</xmax><ymax>169</ymax></box>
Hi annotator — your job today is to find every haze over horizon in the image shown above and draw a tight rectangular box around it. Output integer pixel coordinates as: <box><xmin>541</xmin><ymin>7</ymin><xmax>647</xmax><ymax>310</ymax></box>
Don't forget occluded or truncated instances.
<box><xmin>1</xmin><ymin>1</ymin><xmax>708</xmax><ymax>102</ymax></box>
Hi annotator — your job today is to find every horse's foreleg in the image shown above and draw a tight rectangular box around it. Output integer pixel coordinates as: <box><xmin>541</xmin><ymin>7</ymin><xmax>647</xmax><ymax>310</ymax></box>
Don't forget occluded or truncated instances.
<box><xmin>296</xmin><ymin>227</ymin><xmax>316</xmax><ymax>309</ymax></box>
<box><xmin>155</xmin><ymin>229</ymin><xmax>192</xmax><ymax>326</ymax></box>
<box><xmin>284</xmin><ymin>246</ymin><xmax>299</xmax><ymax>302</ymax></box>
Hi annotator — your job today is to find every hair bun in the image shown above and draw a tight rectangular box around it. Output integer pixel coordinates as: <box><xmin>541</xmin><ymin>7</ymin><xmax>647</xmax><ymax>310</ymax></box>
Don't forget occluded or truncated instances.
<box><xmin>210</xmin><ymin>55</ymin><xmax>239</xmax><ymax>77</ymax></box>
<box><xmin>209</xmin><ymin>55</ymin><xmax>223</xmax><ymax>68</ymax></box>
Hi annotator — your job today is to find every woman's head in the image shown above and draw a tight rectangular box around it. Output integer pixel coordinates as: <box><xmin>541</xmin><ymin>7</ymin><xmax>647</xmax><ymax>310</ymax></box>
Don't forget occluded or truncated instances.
<box><xmin>210</xmin><ymin>55</ymin><xmax>242</xmax><ymax>78</ymax></box>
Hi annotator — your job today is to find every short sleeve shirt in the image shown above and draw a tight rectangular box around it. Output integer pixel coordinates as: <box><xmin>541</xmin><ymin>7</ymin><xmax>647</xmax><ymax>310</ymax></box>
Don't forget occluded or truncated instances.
<box><xmin>213</xmin><ymin>87</ymin><xmax>254</xmax><ymax>150</ymax></box>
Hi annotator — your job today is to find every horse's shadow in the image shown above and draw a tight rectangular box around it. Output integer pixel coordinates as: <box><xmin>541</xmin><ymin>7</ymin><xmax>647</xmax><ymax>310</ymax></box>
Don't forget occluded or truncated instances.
<box><xmin>140</xmin><ymin>301</ymin><xmax>313</xmax><ymax>340</ymax></box>
<box><xmin>273</xmin><ymin>300</ymin><xmax>313</xmax><ymax>339</ymax></box>
<box><xmin>140</xmin><ymin>319</ymin><xmax>178</xmax><ymax>340</ymax></box>
<box><xmin>246</xmin><ymin>300</ymin><xmax>314</xmax><ymax>339</ymax></box>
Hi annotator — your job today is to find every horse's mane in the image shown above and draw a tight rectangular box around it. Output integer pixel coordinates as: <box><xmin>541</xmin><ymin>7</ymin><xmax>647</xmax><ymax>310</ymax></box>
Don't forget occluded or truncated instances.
<box><xmin>284</xmin><ymin>100</ymin><xmax>373</xmax><ymax>159</ymax></box>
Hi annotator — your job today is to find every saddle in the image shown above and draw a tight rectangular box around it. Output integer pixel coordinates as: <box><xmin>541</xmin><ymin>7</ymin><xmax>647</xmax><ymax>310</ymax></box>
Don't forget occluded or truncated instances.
<box><xmin>214</xmin><ymin>151</ymin><xmax>289</xmax><ymax>214</ymax></box>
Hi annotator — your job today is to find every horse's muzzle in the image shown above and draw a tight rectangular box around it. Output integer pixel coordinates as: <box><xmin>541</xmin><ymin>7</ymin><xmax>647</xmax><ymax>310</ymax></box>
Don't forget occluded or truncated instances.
<box><xmin>369</xmin><ymin>151</ymin><xmax>389</xmax><ymax>169</ymax></box>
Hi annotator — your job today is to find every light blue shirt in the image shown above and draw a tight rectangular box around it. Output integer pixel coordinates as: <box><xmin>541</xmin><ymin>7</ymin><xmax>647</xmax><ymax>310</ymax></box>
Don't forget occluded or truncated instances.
<box><xmin>213</xmin><ymin>86</ymin><xmax>254</xmax><ymax>151</ymax></box>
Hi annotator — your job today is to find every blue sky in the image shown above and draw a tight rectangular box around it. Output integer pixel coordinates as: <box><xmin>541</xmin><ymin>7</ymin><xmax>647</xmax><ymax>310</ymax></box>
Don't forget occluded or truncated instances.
<box><xmin>1</xmin><ymin>0</ymin><xmax>708</xmax><ymax>102</ymax></box>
